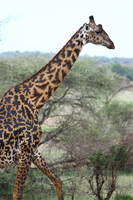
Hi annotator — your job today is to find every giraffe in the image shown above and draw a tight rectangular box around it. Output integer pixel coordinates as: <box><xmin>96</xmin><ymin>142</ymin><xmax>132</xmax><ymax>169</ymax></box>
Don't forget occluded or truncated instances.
<box><xmin>0</xmin><ymin>16</ymin><xmax>115</xmax><ymax>200</ymax></box>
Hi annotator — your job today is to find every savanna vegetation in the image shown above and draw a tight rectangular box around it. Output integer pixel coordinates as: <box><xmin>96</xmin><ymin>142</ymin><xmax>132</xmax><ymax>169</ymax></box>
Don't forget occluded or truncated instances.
<box><xmin>0</xmin><ymin>51</ymin><xmax>133</xmax><ymax>200</ymax></box>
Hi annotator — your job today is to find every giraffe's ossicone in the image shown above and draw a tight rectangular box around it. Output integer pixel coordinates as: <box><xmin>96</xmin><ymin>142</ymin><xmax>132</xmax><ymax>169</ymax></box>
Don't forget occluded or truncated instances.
<box><xmin>0</xmin><ymin>16</ymin><xmax>115</xmax><ymax>200</ymax></box>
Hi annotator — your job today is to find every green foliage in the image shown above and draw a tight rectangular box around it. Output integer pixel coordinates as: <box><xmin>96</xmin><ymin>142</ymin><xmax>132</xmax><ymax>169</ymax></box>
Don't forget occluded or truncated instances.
<box><xmin>90</xmin><ymin>145</ymin><xmax>130</xmax><ymax>170</ymax></box>
<box><xmin>90</xmin><ymin>145</ymin><xmax>132</xmax><ymax>174</ymax></box>
<box><xmin>0</xmin><ymin>168</ymin><xmax>15</xmax><ymax>199</ymax></box>
<box><xmin>89</xmin><ymin>145</ymin><xmax>132</xmax><ymax>174</ymax></box>
<box><xmin>102</xmin><ymin>100</ymin><xmax>133</xmax><ymax>128</ymax></box>
<box><xmin>88</xmin><ymin>145</ymin><xmax>132</xmax><ymax>200</ymax></box>
<box><xmin>67</xmin><ymin>55</ymin><xmax>118</xmax><ymax>93</ymax></box>
<box><xmin>114</xmin><ymin>194</ymin><xmax>133</xmax><ymax>200</ymax></box>
<box><xmin>111</xmin><ymin>63</ymin><xmax>127</xmax><ymax>76</ymax></box>
<box><xmin>0</xmin><ymin>166</ymin><xmax>58</xmax><ymax>200</ymax></box>
<box><xmin>110</xmin><ymin>63</ymin><xmax>133</xmax><ymax>80</ymax></box>
<box><xmin>0</xmin><ymin>51</ymin><xmax>53</xmax><ymax>97</ymax></box>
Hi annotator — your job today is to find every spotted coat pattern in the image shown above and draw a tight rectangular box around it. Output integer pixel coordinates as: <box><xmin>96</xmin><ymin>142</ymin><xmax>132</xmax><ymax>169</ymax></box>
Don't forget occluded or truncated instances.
<box><xmin>0</xmin><ymin>16</ymin><xmax>114</xmax><ymax>200</ymax></box>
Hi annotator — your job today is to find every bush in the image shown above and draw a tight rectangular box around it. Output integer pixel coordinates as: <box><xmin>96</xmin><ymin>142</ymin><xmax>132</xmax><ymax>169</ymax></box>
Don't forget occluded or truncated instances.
<box><xmin>110</xmin><ymin>63</ymin><xmax>133</xmax><ymax>80</ymax></box>
<box><xmin>88</xmin><ymin>145</ymin><xmax>133</xmax><ymax>200</ymax></box>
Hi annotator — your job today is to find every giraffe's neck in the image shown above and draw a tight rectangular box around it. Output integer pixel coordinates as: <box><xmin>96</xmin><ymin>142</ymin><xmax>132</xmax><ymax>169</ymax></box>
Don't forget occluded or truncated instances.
<box><xmin>20</xmin><ymin>25</ymin><xmax>87</xmax><ymax>112</ymax></box>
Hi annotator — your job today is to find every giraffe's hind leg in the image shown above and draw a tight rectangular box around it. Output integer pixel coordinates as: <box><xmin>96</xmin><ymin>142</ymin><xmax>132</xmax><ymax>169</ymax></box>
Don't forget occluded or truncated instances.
<box><xmin>32</xmin><ymin>149</ymin><xmax>64</xmax><ymax>200</ymax></box>
<box><xmin>13</xmin><ymin>154</ymin><xmax>31</xmax><ymax>200</ymax></box>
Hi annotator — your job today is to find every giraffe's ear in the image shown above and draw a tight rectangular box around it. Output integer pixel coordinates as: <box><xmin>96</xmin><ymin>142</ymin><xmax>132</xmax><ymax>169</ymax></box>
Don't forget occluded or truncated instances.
<box><xmin>89</xmin><ymin>15</ymin><xmax>95</xmax><ymax>24</ymax></box>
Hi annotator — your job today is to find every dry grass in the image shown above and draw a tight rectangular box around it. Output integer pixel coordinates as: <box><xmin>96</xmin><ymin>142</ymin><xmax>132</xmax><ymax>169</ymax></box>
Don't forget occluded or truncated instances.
<box><xmin>115</xmin><ymin>174</ymin><xmax>133</xmax><ymax>196</ymax></box>
<box><xmin>115</xmin><ymin>89</ymin><xmax>133</xmax><ymax>102</ymax></box>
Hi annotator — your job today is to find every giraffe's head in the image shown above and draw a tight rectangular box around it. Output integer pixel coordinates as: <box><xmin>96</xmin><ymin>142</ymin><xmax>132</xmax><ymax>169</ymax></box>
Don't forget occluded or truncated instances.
<box><xmin>82</xmin><ymin>16</ymin><xmax>115</xmax><ymax>49</ymax></box>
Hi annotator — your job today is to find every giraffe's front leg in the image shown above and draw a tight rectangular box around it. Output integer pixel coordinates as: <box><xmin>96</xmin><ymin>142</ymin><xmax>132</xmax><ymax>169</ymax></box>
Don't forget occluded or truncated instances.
<box><xmin>13</xmin><ymin>154</ymin><xmax>31</xmax><ymax>200</ymax></box>
<box><xmin>32</xmin><ymin>149</ymin><xmax>64</xmax><ymax>200</ymax></box>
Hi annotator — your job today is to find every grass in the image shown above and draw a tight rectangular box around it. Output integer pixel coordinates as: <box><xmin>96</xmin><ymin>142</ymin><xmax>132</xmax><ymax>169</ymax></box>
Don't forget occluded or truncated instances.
<box><xmin>114</xmin><ymin>90</ymin><xmax>133</xmax><ymax>102</ymax></box>
<box><xmin>32</xmin><ymin>136</ymin><xmax>133</xmax><ymax>198</ymax></box>
<box><xmin>1</xmin><ymin>146</ymin><xmax>133</xmax><ymax>200</ymax></box>
<box><xmin>33</xmin><ymin>145</ymin><xmax>133</xmax><ymax>200</ymax></box>
<box><xmin>116</xmin><ymin>174</ymin><xmax>133</xmax><ymax>196</ymax></box>
<box><xmin>17</xmin><ymin>174</ymin><xmax>133</xmax><ymax>199</ymax></box>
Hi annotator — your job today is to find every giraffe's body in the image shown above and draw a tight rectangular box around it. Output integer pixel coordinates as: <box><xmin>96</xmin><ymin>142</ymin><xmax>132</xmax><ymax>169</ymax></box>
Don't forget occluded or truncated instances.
<box><xmin>0</xmin><ymin>16</ymin><xmax>114</xmax><ymax>200</ymax></box>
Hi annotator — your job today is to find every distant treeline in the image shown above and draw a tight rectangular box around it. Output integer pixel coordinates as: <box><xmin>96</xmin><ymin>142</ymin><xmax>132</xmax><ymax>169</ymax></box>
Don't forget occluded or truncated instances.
<box><xmin>1</xmin><ymin>51</ymin><xmax>133</xmax><ymax>65</ymax></box>
<box><xmin>0</xmin><ymin>51</ymin><xmax>133</xmax><ymax>84</ymax></box>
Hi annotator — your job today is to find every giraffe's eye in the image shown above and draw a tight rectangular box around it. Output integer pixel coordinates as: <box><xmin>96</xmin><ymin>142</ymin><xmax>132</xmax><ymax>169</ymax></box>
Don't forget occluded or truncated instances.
<box><xmin>95</xmin><ymin>30</ymin><xmax>101</xmax><ymax>34</ymax></box>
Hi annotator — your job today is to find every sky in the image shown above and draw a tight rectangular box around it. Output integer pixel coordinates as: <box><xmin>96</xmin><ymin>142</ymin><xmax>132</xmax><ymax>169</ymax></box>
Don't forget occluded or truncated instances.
<box><xmin>0</xmin><ymin>0</ymin><xmax>133</xmax><ymax>58</ymax></box>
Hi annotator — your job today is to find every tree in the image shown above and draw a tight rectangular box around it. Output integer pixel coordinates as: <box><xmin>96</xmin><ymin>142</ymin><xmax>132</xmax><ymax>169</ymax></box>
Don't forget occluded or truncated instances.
<box><xmin>87</xmin><ymin>145</ymin><xmax>133</xmax><ymax>200</ymax></box>
<box><xmin>110</xmin><ymin>63</ymin><xmax>133</xmax><ymax>80</ymax></box>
